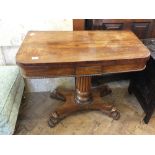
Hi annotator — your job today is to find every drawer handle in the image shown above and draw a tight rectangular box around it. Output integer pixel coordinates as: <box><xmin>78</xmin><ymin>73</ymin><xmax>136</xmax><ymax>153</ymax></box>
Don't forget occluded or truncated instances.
<box><xmin>102</xmin><ymin>23</ymin><xmax>123</xmax><ymax>30</ymax></box>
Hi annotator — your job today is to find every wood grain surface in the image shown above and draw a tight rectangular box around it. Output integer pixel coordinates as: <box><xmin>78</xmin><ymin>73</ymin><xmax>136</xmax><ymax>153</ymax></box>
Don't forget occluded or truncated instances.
<box><xmin>16</xmin><ymin>31</ymin><xmax>150</xmax><ymax>77</ymax></box>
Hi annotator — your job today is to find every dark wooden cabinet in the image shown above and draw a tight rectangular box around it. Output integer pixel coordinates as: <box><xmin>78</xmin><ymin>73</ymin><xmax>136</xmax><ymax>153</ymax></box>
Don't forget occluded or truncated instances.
<box><xmin>151</xmin><ymin>22</ymin><xmax>155</xmax><ymax>38</ymax></box>
<box><xmin>128</xmin><ymin>38</ymin><xmax>155</xmax><ymax>123</ymax></box>
<box><xmin>132</xmin><ymin>22</ymin><xmax>150</xmax><ymax>39</ymax></box>
<box><xmin>85</xmin><ymin>19</ymin><xmax>155</xmax><ymax>39</ymax></box>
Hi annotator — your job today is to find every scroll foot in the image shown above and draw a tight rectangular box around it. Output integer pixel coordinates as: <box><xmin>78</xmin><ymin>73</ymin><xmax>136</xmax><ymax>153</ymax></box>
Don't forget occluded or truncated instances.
<box><xmin>48</xmin><ymin>89</ymin><xmax>120</xmax><ymax>128</ymax></box>
<box><xmin>48</xmin><ymin>112</ymin><xmax>60</xmax><ymax>128</ymax></box>
<box><xmin>109</xmin><ymin>108</ymin><xmax>120</xmax><ymax>120</ymax></box>
<box><xmin>50</xmin><ymin>89</ymin><xmax>66</xmax><ymax>101</ymax></box>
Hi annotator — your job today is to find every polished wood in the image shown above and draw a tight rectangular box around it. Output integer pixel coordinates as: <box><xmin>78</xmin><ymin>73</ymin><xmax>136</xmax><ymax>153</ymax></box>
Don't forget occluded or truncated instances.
<box><xmin>74</xmin><ymin>19</ymin><xmax>155</xmax><ymax>39</ymax></box>
<box><xmin>50</xmin><ymin>89</ymin><xmax>66</xmax><ymax>102</ymax></box>
<box><xmin>75</xmin><ymin>76</ymin><xmax>112</xmax><ymax>103</ymax></box>
<box><xmin>16</xmin><ymin>31</ymin><xmax>150</xmax><ymax>78</ymax></box>
<box><xmin>83</xmin><ymin>19</ymin><xmax>155</xmax><ymax>85</ymax></box>
<box><xmin>75</xmin><ymin>76</ymin><xmax>92</xmax><ymax>104</ymax></box>
<box><xmin>85</xmin><ymin>19</ymin><xmax>155</xmax><ymax>39</ymax></box>
<box><xmin>48</xmin><ymin>88</ymin><xmax>120</xmax><ymax>127</ymax></box>
<box><xmin>73</xmin><ymin>19</ymin><xmax>85</xmax><ymax>30</ymax></box>
<box><xmin>16</xmin><ymin>30</ymin><xmax>150</xmax><ymax>127</ymax></box>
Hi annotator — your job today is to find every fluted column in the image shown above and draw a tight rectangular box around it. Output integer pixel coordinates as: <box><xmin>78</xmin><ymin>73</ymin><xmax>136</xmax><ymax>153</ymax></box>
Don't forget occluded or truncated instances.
<box><xmin>75</xmin><ymin>76</ymin><xmax>92</xmax><ymax>104</ymax></box>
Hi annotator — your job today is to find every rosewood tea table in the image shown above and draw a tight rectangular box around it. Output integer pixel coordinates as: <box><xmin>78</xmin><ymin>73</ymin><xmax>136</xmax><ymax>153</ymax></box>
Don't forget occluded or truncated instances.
<box><xmin>16</xmin><ymin>31</ymin><xmax>150</xmax><ymax>127</ymax></box>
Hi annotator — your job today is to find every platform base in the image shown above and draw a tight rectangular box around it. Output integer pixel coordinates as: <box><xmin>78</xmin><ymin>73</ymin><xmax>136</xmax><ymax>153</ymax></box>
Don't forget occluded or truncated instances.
<box><xmin>49</xmin><ymin>88</ymin><xmax>120</xmax><ymax>127</ymax></box>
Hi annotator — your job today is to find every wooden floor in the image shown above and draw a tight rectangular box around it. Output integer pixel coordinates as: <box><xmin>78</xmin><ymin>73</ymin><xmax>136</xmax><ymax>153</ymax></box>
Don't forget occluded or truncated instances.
<box><xmin>15</xmin><ymin>81</ymin><xmax>155</xmax><ymax>135</ymax></box>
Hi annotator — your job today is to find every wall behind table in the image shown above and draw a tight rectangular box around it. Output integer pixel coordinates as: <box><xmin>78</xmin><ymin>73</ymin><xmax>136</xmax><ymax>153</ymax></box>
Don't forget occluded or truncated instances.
<box><xmin>0</xmin><ymin>19</ymin><xmax>75</xmax><ymax>92</ymax></box>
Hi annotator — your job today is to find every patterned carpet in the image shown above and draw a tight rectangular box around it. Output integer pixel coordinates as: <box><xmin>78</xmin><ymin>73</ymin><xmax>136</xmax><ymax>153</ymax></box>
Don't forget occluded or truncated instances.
<box><xmin>14</xmin><ymin>80</ymin><xmax>155</xmax><ymax>135</ymax></box>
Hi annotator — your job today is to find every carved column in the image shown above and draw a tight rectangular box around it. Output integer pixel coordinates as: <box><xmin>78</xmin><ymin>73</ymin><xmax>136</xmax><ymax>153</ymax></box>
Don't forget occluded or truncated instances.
<box><xmin>75</xmin><ymin>76</ymin><xmax>92</xmax><ymax>104</ymax></box>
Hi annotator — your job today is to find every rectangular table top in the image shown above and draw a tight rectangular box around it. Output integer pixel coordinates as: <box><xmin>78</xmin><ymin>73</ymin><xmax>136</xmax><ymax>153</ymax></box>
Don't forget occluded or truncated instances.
<box><xmin>16</xmin><ymin>31</ymin><xmax>150</xmax><ymax>77</ymax></box>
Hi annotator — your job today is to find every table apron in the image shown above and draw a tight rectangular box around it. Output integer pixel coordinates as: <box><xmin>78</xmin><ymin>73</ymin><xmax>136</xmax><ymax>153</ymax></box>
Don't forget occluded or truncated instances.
<box><xmin>19</xmin><ymin>60</ymin><xmax>147</xmax><ymax>78</ymax></box>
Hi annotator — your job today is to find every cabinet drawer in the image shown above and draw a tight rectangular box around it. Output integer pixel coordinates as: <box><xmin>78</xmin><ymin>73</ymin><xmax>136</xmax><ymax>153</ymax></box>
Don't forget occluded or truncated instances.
<box><xmin>76</xmin><ymin>66</ymin><xmax>102</xmax><ymax>75</ymax></box>
<box><xmin>20</xmin><ymin>66</ymin><xmax>75</xmax><ymax>77</ymax></box>
<box><xmin>132</xmin><ymin>22</ymin><xmax>149</xmax><ymax>39</ymax></box>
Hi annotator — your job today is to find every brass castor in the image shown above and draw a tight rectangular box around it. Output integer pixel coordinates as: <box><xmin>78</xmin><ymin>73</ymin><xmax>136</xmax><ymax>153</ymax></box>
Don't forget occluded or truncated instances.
<box><xmin>110</xmin><ymin>108</ymin><xmax>120</xmax><ymax>120</ymax></box>
<box><xmin>48</xmin><ymin>112</ymin><xmax>60</xmax><ymax>128</ymax></box>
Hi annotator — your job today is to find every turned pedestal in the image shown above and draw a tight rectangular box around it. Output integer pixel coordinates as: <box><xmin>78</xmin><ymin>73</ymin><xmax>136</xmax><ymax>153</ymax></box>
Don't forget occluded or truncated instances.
<box><xmin>48</xmin><ymin>76</ymin><xmax>120</xmax><ymax>127</ymax></box>
<box><xmin>75</xmin><ymin>76</ymin><xmax>92</xmax><ymax>104</ymax></box>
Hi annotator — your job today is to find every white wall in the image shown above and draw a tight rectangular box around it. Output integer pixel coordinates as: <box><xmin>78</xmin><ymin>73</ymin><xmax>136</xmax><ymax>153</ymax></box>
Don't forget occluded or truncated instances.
<box><xmin>0</xmin><ymin>19</ymin><xmax>75</xmax><ymax>92</ymax></box>
<box><xmin>0</xmin><ymin>19</ymin><xmax>73</xmax><ymax>46</ymax></box>
<box><xmin>0</xmin><ymin>47</ymin><xmax>5</xmax><ymax>65</ymax></box>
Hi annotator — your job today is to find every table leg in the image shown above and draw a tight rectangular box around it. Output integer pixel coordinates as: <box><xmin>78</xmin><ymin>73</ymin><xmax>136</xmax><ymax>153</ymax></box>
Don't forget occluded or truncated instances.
<box><xmin>48</xmin><ymin>76</ymin><xmax>120</xmax><ymax>128</ymax></box>
<box><xmin>50</xmin><ymin>89</ymin><xmax>66</xmax><ymax>102</ymax></box>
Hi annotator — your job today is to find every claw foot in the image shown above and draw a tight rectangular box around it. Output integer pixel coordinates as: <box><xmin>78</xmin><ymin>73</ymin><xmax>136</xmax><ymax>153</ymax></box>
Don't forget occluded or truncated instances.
<box><xmin>110</xmin><ymin>108</ymin><xmax>120</xmax><ymax>120</ymax></box>
<box><xmin>50</xmin><ymin>89</ymin><xmax>66</xmax><ymax>101</ymax></box>
<box><xmin>48</xmin><ymin>112</ymin><xmax>60</xmax><ymax>128</ymax></box>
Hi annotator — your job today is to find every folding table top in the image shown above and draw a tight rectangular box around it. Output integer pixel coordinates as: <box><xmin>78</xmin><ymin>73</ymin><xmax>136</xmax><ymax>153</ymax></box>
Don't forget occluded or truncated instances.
<box><xmin>16</xmin><ymin>31</ymin><xmax>150</xmax><ymax>77</ymax></box>
<box><xmin>16</xmin><ymin>31</ymin><xmax>150</xmax><ymax>65</ymax></box>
